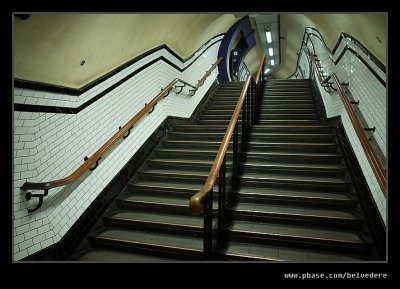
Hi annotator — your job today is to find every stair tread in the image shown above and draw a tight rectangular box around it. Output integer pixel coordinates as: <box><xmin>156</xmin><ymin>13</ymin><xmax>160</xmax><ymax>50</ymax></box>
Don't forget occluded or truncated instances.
<box><xmin>132</xmin><ymin>180</ymin><xmax>206</xmax><ymax>191</ymax></box>
<box><xmin>242</xmin><ymin>172</ymin><xmax>347</xmax><ymax>183</ymax></box>
<box><xmin>244</xmin><ymin>162</ymin><xmax>343</xmax><ymax>170</ymax></box>
<box><xmin>79</xmin><ymin>248</ymin><xmax>180</xmax><ymax>262</ymax></box>
<box><xmin>108</xmin><ymin>210</ymin><xmax>203</xmax><ymax>227</ymax></box>
<box><xmin>228</xmin><ymin>220</ymin><xmax>364</xmax><ymax>242</ymax></box>
<box><xmin>224</xmin><ymin>241</ymin><xmax>367</xmax><ymax>261</ymax></box>
<box><xmin>233</xmin><ymin>203</ymin><xmax>360</xmax><ymax>220</ymax></box>
<box><xmin>238</xmin><ymin>187</ymin><xmax>352</xmax><ymax>200</ymax></box>
<box><xmin>96</xmin><ymin>229</ymin><xmax>203</xmax><ymax>251</ymax></box>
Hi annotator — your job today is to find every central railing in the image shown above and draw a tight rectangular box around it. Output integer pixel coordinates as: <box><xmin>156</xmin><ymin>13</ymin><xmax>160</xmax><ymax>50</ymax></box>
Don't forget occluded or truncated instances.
<box><xmin>189</xmin><ymin>54</ymin><xmax>265</xmax><ymax>259</ymax></box>
<box><xmin>20</xmin><ymin>57</ymin><xmax>223</xmax><ymax>213</ymax></box>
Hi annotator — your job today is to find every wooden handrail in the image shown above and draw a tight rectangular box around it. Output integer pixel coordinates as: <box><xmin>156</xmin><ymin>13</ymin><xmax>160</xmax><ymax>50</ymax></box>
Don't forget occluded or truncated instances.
<box><xmin>310</xmin><ymin>54</ymin><xmax>387</xmax><ymax>197</ymax></box>
<box><xmin>254</xmin><ymin>54</ymin><xmax>266</xmax><ymax>85</ymax></box>
<box><xmin>21</xmin><ymin>57</ymin><xmax>223</xmax><ymax>194</ymax></box>
<box><xmin>189</xmin><ymin>54</ymin><xmax>266</xmax><ymax>215</ymax></box>
<box><xmin>189</xmin><ymin>77</ymin><xmax>251</xmax><ymax>215</ymax></box>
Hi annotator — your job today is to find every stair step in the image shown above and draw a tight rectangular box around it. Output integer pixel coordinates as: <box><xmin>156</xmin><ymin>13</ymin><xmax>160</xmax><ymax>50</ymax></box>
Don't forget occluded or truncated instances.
<box><xmin>173</xmin><ymin>125</ymin><xmax>229</xmax><ymax>133</ymax></box>
<box><xmin>155</xmin><ymin>148</ymin><xmax>233</xmax><ymax>161</ymax></box>
<box><xmin>258</xmin><ymin>120</ymin><xmax>320</xmax><ymax>125</ymax></box>
<box><xmin>230</xmin><ymin>202</ymin><xmax>362</xmax><ymax>228</ymax></box>
<box><xmin>79</xmin><ymin>248</ymin><xmax>182</xmax><ymax>262</ymax></box>
<box><xmin>129</xmin><ymin>180</ymin><xmax>214</xmax><ymax>197</ymax></box>
<box><xmin>241</xmin><ymin>172</ymin><xmax>350</xmax><ymax>192</ymax></box>
<box><xmin>245</xmin><ymin>151</ymin><xmax>342</xmax><ymax>164</ymax></box>
<box><xmin>118</xmin><ymin>194</ymin><xmax>190</xmax><ymax>213</ymax></box>
<box><xmin>222</xmin><ymin>220</ymin><xmax>370</xmax><ymax>255</ymax></box>
<box><xmin>236</xmin><ymin>187</ymin><xmax>355</xmax><ymax>208</ymax></box>
<box><xmin>242</xmin><ymin>161</ymin><xmax>345</xmax><ymax>176</ymax></box>
<box><xmin>92</xmin><ymin>229</ymin><xmax>203</xmax><ymax>258</ymax></box>
<box><xmin>246</xmin><ymin>141</ymin><xmax>338</xmax><ymax>153</ymax></box>
<box><xmin>252</xmin><ymin>125</ymin><xmax>332</xmax><ymax>133</ymax></box>
<box><xmin>248</xmin><ymin>133</ymin><xmax>334</xmax><ymax>142</ymax></box>
<box><xmin>259</xmin><ymin>114</ymin><xmax>319</xmax><ymax>120</ymax></box>
<box><xmin>104</xmin><ymin>210</ymin><xmax>205</xmax><ymax>234</ymax></box>
<box><xmin>162</xmin><ymin>140</ymin><xmax>233</xmax><ymax>150</ymax></box>
<box><xmin>221</xmin><ymin>241</ymin><xmax>368</xmax><ymax>261</ymax></box>
<box><xmin>147</xmin><ymin>158</ymin><xmax>231</xmax><ymax>171</ymax></box>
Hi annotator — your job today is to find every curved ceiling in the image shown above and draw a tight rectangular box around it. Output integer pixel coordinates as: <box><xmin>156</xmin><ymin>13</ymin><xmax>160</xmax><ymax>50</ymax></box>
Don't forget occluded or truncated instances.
<box><xmin>14</xmin><ymin>14</ymin><xmax>237</xmax><ymax>88</ymax></box>
<box><xmin>14</xmin><ymin>14</ymin><xmax>386</xmax><ymax>87</ymax></box>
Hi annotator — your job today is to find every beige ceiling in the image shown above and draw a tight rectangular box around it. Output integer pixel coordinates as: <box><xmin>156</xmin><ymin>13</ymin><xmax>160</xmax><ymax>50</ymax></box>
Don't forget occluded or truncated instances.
<box><xmin>14</xmin><ymin>14</ymin><xmax>386</xmax><ymax>87</ymax></box>
<box><xmin>14</xmin><ymin>14</ymin><xmax>237</xmax><ymax>88</ymax></box>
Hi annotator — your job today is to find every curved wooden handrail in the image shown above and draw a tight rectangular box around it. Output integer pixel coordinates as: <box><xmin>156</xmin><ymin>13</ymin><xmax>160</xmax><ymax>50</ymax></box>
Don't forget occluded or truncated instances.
<box><xmin>309</xmin><ymin>54</ymin><xmax>387</xmax><ymax>197</ymax></box>
<box><xmin>189</xmin><ymin>77</ymin><xmax>251</xmax><ymax>215</ymax></box>
<box><xmin>254</xmin><ymin>54</ymin><xmax>266</xmax><ymax>85</ymax></box>
<box><xmin>21</xmin><ymin>57</ymin><xmax>223</xmax><ymax>192</ymax></box>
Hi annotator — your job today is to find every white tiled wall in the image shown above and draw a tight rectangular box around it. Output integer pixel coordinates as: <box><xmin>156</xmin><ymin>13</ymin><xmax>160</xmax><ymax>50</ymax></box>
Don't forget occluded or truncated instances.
<box><xmin>295</xmin><ymin>28</ymin><xmax>387</xmax><ymax>224</ymax></box>
<box><xmin>13</xmin><ymin>35</ymin><xmax>223</xmax><ymax>261</ymax></box>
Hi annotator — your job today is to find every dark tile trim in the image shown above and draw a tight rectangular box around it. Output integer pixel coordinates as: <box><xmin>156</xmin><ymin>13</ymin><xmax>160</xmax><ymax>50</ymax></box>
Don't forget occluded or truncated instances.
<box><xmin>307</xmin><ymin>32</ymin><xmax>386</xmax><ymax>88</ymax></box>
<box><xmin>20</xmin><ymin>79</ymin><xmax>220</xmax><ymax>261</ymax></box>
<box><xmin>14</xmin><ymin>36</ymin><xmax>223</xmax><ymax>114</ymax></box>
<box><xmin>288</xmin><ymin>27</ymin><xmax>386</xmax><ymax>85</ymax></box>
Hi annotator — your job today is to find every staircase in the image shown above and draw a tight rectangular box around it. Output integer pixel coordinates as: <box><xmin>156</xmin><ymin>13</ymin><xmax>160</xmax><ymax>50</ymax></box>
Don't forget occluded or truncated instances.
<box><xmin>218</xmin><ymin>79</ymin><xmax>373</xmax><ymax>261</ymax></box>
<box><xmin>77</xmin><ymin>79</ymin><xmax>375</xmax><ymax>261</ymax></box>
<box><xmin>77</xmin><ymin>81</ymin><xmax>244</xmax><ymax>261</ymax></box>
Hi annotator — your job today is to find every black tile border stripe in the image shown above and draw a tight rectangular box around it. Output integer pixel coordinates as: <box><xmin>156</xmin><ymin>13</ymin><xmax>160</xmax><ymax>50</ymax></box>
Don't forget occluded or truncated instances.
<box><xmin>288</xmin><ymin>27</ymin><xmax>386</xmax><ymax>84</ymax></box>
<box><xmin>307</xmin><ymin>32</ymin><xmax>386</xmax><ymax>88</ymax></box>
<box><xmin>14</xmin><ymin>37</ymin><xmax>223</xmax><ymax>114</ymax></box>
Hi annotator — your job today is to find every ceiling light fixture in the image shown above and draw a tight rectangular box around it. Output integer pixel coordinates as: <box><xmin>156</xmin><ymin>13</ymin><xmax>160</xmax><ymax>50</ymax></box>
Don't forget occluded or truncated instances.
<box><xmin>264</xmin><ymin>68</ymin><xmax>270</xmax><ymax>74</ymax></box>
<box><xmin>271</xmin><ymin>59</ymin><xmax>275</xmax><ymax>66</ymax></box>
<box><xmin>268</xmin><ymin>48</ymin><xmax>274</xmax><ymax>57</ymax></box>
<box><xmin>266</xmin><ymin>31</ymin><xmax>272</xmax><ymax>43</ymax></box>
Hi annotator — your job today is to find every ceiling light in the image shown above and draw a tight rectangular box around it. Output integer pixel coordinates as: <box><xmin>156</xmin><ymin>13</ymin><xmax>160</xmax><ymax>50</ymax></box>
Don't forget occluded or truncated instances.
<box><xmin>271</xmin><ymin>59</ymin><xmax>275</xmax><ymax>66</ymax></box>
<box><xmin>268</xmin><ymin>48</ymin><xmax>274</xmax><ymax>57</ymax></box>
<box><xmin>264</xmin><ymin>68</ymin><xmax>270</xmax><ymax>74</ymax></box>
<box><xmin>266</xmin><ymin>31</ymin><xmax>272</xmax><ymax>43</ymax></box>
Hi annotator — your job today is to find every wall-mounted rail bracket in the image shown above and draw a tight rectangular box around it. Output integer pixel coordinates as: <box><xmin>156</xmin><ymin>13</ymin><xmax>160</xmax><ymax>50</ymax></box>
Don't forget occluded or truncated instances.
<box><xmin>161</xmin><ymin>87</ymin><xmax>173</xmax><ymax>98</ymax></box>
<box><xmin>341</xmin><ymin>82</ymin><xmax>349</xmax><ymax>86</ymax></box>
<box><xmin>84</xmin><ymin>156</ymin><xmax>101</xmax><ymax>171</ymax></box>
<box><xmin>174</xmin><ymin>84</ymin><xmax>186</xmax><ymax>94</ymax></box>
<box><xmin>350</xmin><ymin>100</ymin><xmax>360</xmax><ymax>105</ymax></box>
<box><xmin>189</xmin><ymin>88</ymin><xmax>197</xmax><ymax>96</ymax></box>
<box><xmin>25</xmin><ymin>189</ymin><xmax>48</xmax><ymax>213</ymax></box>
<box><xmin>364</xmin><ymin>127</ymin><xmax>376</xmax><ymax>132</ymax></box>
<box><xmin>119</xmin><ymin>125</ymin><xmax>133</xmax><ymax>139</ymax></box>
<box><xmin>145</xmin><ymin>102</ymin><xmax>157</xmax><ymax>114</ymax></box>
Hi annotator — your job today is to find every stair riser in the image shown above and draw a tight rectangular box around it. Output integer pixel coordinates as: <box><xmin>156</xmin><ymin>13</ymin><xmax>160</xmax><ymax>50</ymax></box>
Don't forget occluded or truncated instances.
<box><xmin>91</xmin><ymin>237</ymin><xmax>203</xmax><ymax>260</ymax></box>
<box><xmin>221</xmin><ymin>232</ymin><xmax>370</xmax><ymax>255</ymax></box>
<box><xmin>259</xmin><ymin>114</ymin><xmax>319</xmax><ymax>120</ymax></box>
<box><xmin>117</xmin><ymin>199</ymin><xmax>191</xmax><ymax>215</ymax></box>
<box><xmin>242</xmin><ymin>165</ymin><xmax>346</xmax><ymax>177</ymax></box>
<box><xmin>248</xmin><ymin>135</ymin><xmax>334</xmax><ymax>142</ymax></box>
<box><xmin>258</xmin><ymin>120</ymin><xmax>320</xmax><ymax>125</ymax></box>
<box><xmin>228</xmin><ymin>211</ymin><xmax>363</xmax><ymax>230</ymax></box>
<box><xmin>261</xmin><ymin>109</ymin><xmax>317</xmax><ymax>114</ymax></box>
<box><xmin>162</xmin><ymin>142</ymin><xmax>234</xmax><ymax>151</ymax></box>
<box><xmin>247</xmin><ymin>143</ymin><xmax>338</xmax><ymax>153</ymax></box>
<box><xmin>234</xmin><ymin>194</ymin><xmax>357</xmax><ymax>209</ymax></box>
<box><xmin>244</xmin><ymin>154</ymin><xmax>342</xmax><ymax>165</ymax></box>
<box><xmin>147</xmin><ymin>160</ymin><xmax>232</xmax><ymax>172</ymax></box>
<box><xmin>252</xmin><ymin>126</ymin><xmax>332</xmax><ymax>134</ymax></box>
<box><xmin>103</xmin><ymin>218</ymin><xmax>204</xmax><ymax>237</ymax></box>
<box><xmin>155</xmin><ymin>151</ymin><xmax>233</xmax><ymax>161</ymax></box>
<box><xmin>241</xmin><ymin>178</ymin><xmax>350</xmax><ymax>192</ymax></box>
